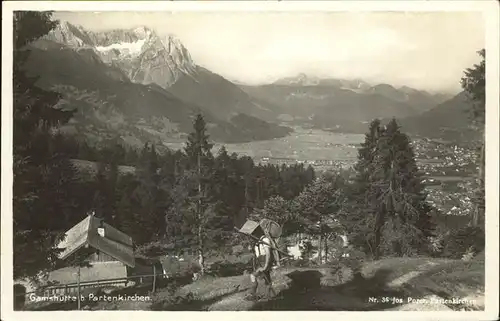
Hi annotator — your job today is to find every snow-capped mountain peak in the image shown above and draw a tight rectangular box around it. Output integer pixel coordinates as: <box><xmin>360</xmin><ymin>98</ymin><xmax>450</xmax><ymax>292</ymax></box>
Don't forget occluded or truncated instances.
<box><xmin>43</xmin><ymin>23</ymin><xmax>197</xmax><ymax>88</ymax></box>
<box><xmin>95</xmin><ymin>38</ymin><xmax>147</xmax><ymax>57</ymax></box>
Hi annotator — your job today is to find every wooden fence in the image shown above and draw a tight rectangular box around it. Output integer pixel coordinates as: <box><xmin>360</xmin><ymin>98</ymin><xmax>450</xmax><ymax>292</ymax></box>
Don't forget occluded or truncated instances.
<box><xmin>15</xmin><ymin>269</ymin><xmax>174</xmax><ymax>310</ymax></box>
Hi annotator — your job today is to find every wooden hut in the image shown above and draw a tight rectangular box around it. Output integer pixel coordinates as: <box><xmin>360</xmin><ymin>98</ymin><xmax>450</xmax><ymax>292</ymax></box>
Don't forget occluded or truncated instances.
<box><xmin>45</xmin><ymin>214</ymin><xmax>157</xmax><ymax>295</ymax></box>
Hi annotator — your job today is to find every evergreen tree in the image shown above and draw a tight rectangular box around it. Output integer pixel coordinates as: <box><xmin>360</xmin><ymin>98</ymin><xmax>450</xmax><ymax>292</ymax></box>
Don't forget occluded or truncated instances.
<box><xmin>13</xmin><ymin>12</ymin><xmax>77</xmax><ymax>279</ymax></box>
<box><xmin>351</xmin><ymin>119</ymin><xmax>434</xmax><ymax>258</ymax></box>
<box><xmin>210</xmin><ymin>146</ymin><xmax>244</xmax><ymax>246</ymax></box>
<box><xmin>165</xmin><ymin>169</ymin><xmax>199</xmax><ymax>251</ymax></box>
<box><xmin>292</xmin><ymin>174</ymin><xmax>347</xmax><ymax>263</ymax></box>
<box><xmin>349</xmin><ymin>119</ymin><xmax>383</xmax><ymax>255</ymax></box>
<box><xmin>252</xmin><ymin>195</ymin><xmax>293</xmax><ymax>235</ymax></box>
<box><xmin>373</xmin><ymin>119</ymin><xmax>434</xmax><ymax>257</ymax></box>
<box><xmin>91</xmin><ymin>163</ymin><xmax>108</xmax><ymax>218</ymax></box>
<box><xmin>461</xmin><ymin>49</ymin><xmax>485</xmax><ymax>124</ymax></box>
<box><xmin>115</xmin><ymin>179</ymin><xmax>137</xmax><ymax>241</ymax></box>
<box><xmin>305</xmin><ymin>165</ymin><xmax>316</xmax><ymax>183</ymax></box>
<box><xmin>461</xmin><ymin>49</ymin><xmax>485</xmax><ymax>228</ymax></box>
<box><xmin>182</xmin><ymin>114</ymin><xmax>214</xmax><ymax>274</ymax></box>
<box><xmin>353</xmin><ymin>119</ymin><xmax>382</xmax><ymax>192</ymax></box>
<box><xmin>132</xmin><ymin>142</ymin><xmax>165</xmax><ymax>244</ymax></box>
<box><xmin>236</xmin><ymin>156</ymin><xmax>256</xmax><ymax>216</ymax></box>
<box><xmin>184</xmin><ymin>114</ymin><xmax>214</xmax><ymax>171</ymax></box>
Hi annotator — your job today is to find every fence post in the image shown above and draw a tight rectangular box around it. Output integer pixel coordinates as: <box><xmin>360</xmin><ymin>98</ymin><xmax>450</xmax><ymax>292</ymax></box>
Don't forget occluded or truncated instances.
<box><xmin>77</xmin><ymin>265</ymin><xmax>81</xmax><ymax>310</ymax></box>
<box><xmin>152</xmin><ymin>265</ymin><xmax>156</xmax><ymax>293</ymax></box>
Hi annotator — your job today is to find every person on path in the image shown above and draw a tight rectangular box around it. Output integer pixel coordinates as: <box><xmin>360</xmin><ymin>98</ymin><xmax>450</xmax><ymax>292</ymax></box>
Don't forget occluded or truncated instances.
<box><xmin>244</xmin><ymin>221</ymin><xmax>280</xmax><ymax>301</ymax></box>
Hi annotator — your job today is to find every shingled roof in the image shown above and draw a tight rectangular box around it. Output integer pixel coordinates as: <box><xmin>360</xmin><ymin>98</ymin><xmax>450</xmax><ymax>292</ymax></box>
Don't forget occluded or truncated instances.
<box><xmin>57</xmin><ymin>215</ymin><xmax>135</xmax><ymax>268</ymax></box>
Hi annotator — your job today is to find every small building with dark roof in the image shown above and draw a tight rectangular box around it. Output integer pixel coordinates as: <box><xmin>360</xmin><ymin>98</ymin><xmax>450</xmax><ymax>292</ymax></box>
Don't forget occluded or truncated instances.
<box><xmin>44</xmin><ymin>215</ymin><xmax>160</xmax><ymax>295</ymax></box>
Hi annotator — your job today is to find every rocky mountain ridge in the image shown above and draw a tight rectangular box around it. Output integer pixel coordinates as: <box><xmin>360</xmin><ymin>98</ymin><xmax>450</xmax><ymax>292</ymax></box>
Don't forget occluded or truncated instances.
<box><xmin>46</xmin><ymin>23</ymin><xmax>197</xmax><ymax>89</ymax></box>
<box><xmin>24</xmin><ymin>22</ymin><xmax>291</xmax><ymax>147</ymax></box>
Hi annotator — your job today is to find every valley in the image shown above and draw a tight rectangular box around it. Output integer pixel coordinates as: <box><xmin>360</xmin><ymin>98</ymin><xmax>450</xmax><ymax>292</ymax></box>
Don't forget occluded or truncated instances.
<box><xmin>26</xmin><ymin>19</ymin><xmax>481</xmax><ymax>222</ymax></box>
<box><xmin>92</xmin><ymin>123</ymin><xmax>476</xmax><ymax>219</ymax></box>
<box><xmin>162</xmin><ymin>126</ymin><xmax>364</xmax><ymax>163</ymax></box>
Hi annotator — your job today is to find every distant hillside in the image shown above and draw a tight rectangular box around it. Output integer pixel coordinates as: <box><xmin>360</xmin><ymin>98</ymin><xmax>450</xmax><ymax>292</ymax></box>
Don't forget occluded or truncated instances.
<box><xmin>168</xmin><ymin>66</ymin><xmax>281</xmax><ymax>123</ymax></box>
<box><xmin>396</xmin><ymin>91</ymin><xmax>481</xmax><ymax>141</ymax></box>
<box><xmin>239</xmin><ymin>75</ymin><xmax>451</xmax><ymax>133</ymax></box>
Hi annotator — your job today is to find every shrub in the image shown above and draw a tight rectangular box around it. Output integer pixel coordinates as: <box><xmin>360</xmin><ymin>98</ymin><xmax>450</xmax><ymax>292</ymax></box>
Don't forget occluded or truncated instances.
<box><xmin>427</xmin><ymin>234</ymin><xmax>445</xmax><ymax>257</ymax></box>
<box><xmin>205</xmin><ymin>257</ymin><xmax>253</xmax><ymax>277</ymax></box>
<box><xmin>442</xmin><ymin>226</ymin><xmax>485</xmax><ymax>259</ymax></box>
<box><xmin>289</xmin><ymin>258</ymin><xmax>319</xmax><ymax>268</ymax></box>
<box><xmin>150</xmin><ymin>292</ymin><xmax>197</xmax><ymax>311</ymax></box>
<box><xmin>338</xmin><ymin>248</ymin><xmax>366</xmax><ymax>273</ymax></box>
<box><xmin>135</xmin><ymin>241</ymin><xmax>174</xmax><ymax>258</ymax></box>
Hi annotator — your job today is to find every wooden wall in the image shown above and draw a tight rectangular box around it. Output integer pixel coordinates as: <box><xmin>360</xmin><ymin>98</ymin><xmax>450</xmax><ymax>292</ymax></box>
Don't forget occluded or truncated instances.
<box><xmin>87</xmin><ymin>251</ymin><xmax>116</xmax><ymax>263</ymax></box>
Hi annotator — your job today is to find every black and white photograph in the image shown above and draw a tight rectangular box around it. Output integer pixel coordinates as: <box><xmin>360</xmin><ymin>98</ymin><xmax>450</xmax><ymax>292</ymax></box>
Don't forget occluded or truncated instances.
<box><xmin>1</xmin><ymin>0</ymin><xmax>499</xmax><ymax>318</ymax></box>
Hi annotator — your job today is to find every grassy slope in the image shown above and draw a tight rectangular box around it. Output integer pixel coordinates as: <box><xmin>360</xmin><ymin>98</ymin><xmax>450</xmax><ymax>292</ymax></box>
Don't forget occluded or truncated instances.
<box><xmin>25</xmin><ymin>255</ymin><xmax>484</xmax><ymax>311</ymax></box>
<box><xmin>118</xmin><ymin>256</ymin><xmax>485</xmax><ymax>311</ymax></box>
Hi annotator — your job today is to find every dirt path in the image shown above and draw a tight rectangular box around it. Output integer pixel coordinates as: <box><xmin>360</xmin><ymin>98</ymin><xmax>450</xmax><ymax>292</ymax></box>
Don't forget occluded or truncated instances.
<box><xmin>387</xmin><ymin>261</ymin><xmax>440</xmax><ymax>288</ymax></box>
<box><xmin>207</xmin><ymin>291</ymin><xmax>254</xmax><ymax>311</ymax></box>
<box><xmin>200</xmin><ymin>258</ymin><xmax>483</xmax><ymax>311</ymax></box>
<box><xmin>66</xmin><ymin>257</ymin><xmax>483</xmax><ymax>311</ymax></box>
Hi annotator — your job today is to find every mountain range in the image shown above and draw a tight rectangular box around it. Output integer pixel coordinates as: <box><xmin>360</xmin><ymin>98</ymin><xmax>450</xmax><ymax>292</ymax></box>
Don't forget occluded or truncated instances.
<box><xmin>23</xmin><ymin>22</ymin><xmax>291</xmax><ymax>148</ymax></box>
<box><xmin>21</xmin><ymin>22</ymin><xmax>475</xmax><ymax>149</ymax></box>
<box><xmin>238</xmin><ymin>73</ymin><xmax>459</xmax><ymax>134</ymax></box>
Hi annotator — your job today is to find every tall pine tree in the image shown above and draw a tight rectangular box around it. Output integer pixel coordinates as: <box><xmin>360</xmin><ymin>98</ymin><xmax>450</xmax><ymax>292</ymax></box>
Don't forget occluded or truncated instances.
<box><xmin>13</xmin><ymin>12</ymin><xmax>77</xmax><ymax>279</ymax></box>
<box><xmin>349</xmin><ymin>119</ymin><xmax>383</xmax><ymax>256</ymax></box>
<box><xmin>351</xmin><ymin>119</ymin><xmax>434</xmax><ymax>258</ymax></box>
<box><xmin>132</xmin><ymin>143</ymin><xmax>165</xmax><ymax>244</ymax></box>
<box><xmin>461</xmin><ymin>49</ymin><xmax>485</xmax><ymax>228</ymax></box>
<box><xmin>373</xmin><ymin>119</ymin><xmax>433</xmax><ymax>257</ymax></box>
<box><xmin>183</xmin><ymin>114</ymin><xmax>214</xmax><ymax>274</ymax></box>
<box><xmin>210</xmin><ymin>146</ymin><xmax>244</xmax><ymax>246</ymax></box>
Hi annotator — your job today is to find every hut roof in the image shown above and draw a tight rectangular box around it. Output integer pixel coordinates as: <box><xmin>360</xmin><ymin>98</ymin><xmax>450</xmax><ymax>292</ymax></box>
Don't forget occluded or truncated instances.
<box><xmin>57</xmin><ymin>215</ymin><xmax>135</xmax><ymax>268</ymax></box>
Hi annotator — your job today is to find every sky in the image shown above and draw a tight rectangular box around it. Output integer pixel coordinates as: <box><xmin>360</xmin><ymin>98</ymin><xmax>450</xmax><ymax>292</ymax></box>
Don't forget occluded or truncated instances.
<box><xmin>53</xmin><ymin>11</ymin><xmax>485</xmax><ymax>94</ymax></box>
